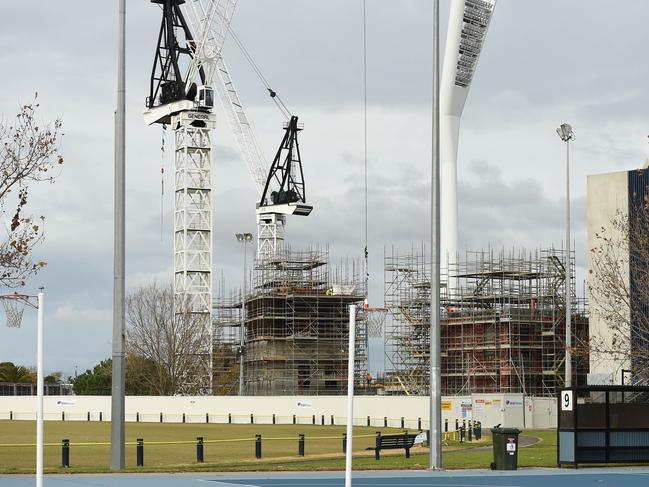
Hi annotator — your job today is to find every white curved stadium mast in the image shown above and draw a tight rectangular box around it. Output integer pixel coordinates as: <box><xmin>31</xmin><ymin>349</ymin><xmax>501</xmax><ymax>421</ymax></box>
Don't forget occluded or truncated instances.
<box><xmin>441</xmin><ymin>0</ymin><xmax>496</xmax><ymax>268</ymax></box>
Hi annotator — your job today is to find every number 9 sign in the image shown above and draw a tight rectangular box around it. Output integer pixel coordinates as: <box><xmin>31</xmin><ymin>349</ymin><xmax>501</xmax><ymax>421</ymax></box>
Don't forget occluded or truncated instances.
<box><xmin>561</xmin><ymin>390</ymin><xmax>573</xmax><ymax>411</ymax></box>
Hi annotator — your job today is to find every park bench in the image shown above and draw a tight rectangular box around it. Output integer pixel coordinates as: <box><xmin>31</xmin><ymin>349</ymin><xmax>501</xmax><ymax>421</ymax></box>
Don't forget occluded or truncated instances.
<box><xmin>370</xmin><ymin>432</ymin><xmax>418</xmax><ymax>459</ymax></box>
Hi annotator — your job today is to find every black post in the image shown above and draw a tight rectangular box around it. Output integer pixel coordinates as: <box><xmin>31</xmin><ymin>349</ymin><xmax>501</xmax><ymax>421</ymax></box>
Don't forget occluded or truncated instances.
<box><xmin>367</xmin><ymin>416</ymin><xmax>371</xmax><ymax>427</ymax></box>
<box><xmin>298</xmin><ymin>434</ymin><xmax>305</xmax><ymax>457</ymax></box>
<box><xmin>418</xmin><ymin>417</ymin><xmax>422</xmax><ymax>430</ymax></box>
<box><xmin>62</xmin><ymin>411</ymin><xmax>65</xmax><ymax>421</ymax></box>
<box><xmin>444</xmin><ymin>418</ymin><xmax>448</xmax><ymax>432</ymax></box>
<box><xmin>460</xmin><ymin>427</ymin><xmax>465</xmax><ymax>443</ymax></box>
<box><xmin>312</xmin><ymin>414</ymin><xmax>316</xmax><ymax>425</ymax></box>
<box><xmin>99</xmin><ymin>411</ymin><xmax>103</xmax><ymax>422</ymax></box>
<box><xmin>87</xmin><ymin>411</ymin><xmax>90</xmax><ymax>422</ymax></box>
<box><xmin>250</xmin><ymin>413</ymin><xmax>254</xmax><ymax>424</ymax></box>
<box><xmin>136</xmin><ymin>438</ymin><xmax>144</xmax><ymax>467</ymax></box>
<box><xmin>62</xmin><ymin>439</ymin><xmax>70</xmax><ymax>468</ymax></box>
<box><xmin>9</xmin><ymin>411</ymin><xmax>12</xmax><ymax>421</ymax></box>
<box><xmin>468</xmin><ymin>424</ymin><xmax>472</xmax><ymax>441</ymax></box>
<box><xmin>331</xmin><ymin>414</ymin><xmax>335</xmax><ymax>425</ymax></box>
<box><xmin>183</xmin><ymin>413</ymin><xmax>186</xmax><ymax>423</ymax></box>
<box><xmin>160</xmin><ymin>412</ymin><xmax>163</xmax><ymax>423</ymax></box>
<box><xmin>196</xmin><ymin>437</ymin><xmax>204</xmax><ymax>463</ymax></box>
<box><xmin>384</xmin><ymin>416</ymin><xmax>388</xmax><ymax>428</ymax></box>
<box><xmin>293</xmin><ymin>414</ymin><xmax>296</xmax><ymax>425</ymax></box>
<box><xmin>136</xmin><ymin>412</ymin><xmax>140</xmax><ymax>423</ymax></box>
<box><xmin>273</xmin><ymin>414</ymin><xmax>276</xmax><ymax>425</ymax></box>
<box><xmin>375</xmin><ymin>432</ymin><xmax>381</xmax><ymax>460</ymax></box>
<box><xmin>343</xmin><ymin>433</ymin><xmax>347</xmax><ymax>453</ymax></box>
<box><xmin>404</xmin><ymin>432</ymin><xmax>410</xmax><ymax>458</ymax></box>
<box><xmin>455</xmin><ymin>418</ymin><xmax>459</xmax><ymax>430</ymax></box>
<box><xmin>255</xmin><ymin>434</ymin><xmax>262</xmax><ymax>459</ymax></box>
<box><xmin>321</xmin><ymin>414</ymin><xmax>325</xmax><ymax>426</ymax></box>
<box><xmin>463</xmin><ymin>419</ymin><xmax>466</xmax><ymax>430</ymax></box>
<box><xmin>401</xmin><ymin>417</ymin><xmax>405</xmax><ymax>429</ymax></box>
<box><xmin>206</xmin><ymin>413</ymin><xmax>209</xmax><ymax>424</ymax></box>
<box><xmin>228</xmin><ymin>413</ymin><xmax>232</xmax><ymax>424</ymax></box>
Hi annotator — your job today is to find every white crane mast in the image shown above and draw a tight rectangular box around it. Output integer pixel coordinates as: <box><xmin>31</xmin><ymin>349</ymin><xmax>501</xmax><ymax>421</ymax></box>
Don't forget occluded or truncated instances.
<box><xmin>144</xmin><ymin>0</ymin><xmax>239</xmax><ymax>394</ymax></box>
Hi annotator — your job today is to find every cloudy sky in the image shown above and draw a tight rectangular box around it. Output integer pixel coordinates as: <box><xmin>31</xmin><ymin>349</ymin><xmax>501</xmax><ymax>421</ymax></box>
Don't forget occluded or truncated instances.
<box><xmin>1</xmin><ymin>1</ymin><xmax>648</xmax><ymax>377</ymax></box>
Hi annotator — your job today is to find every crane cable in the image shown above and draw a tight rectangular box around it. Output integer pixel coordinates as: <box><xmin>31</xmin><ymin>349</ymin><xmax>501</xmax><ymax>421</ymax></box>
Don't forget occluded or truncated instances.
<box><xmin>227</xmin><ymin>27</ymin><xmax>293</xmax><ymax>120</ymax></box>
<box><xmin>160</xmin><ymin>124</ymin><xmax>167</xmax><ymax>242</ymax></box>
<box><xmin>363</xmin><ymin>0</ymin><xmax>369</xmax><ymax>299</ymax></box>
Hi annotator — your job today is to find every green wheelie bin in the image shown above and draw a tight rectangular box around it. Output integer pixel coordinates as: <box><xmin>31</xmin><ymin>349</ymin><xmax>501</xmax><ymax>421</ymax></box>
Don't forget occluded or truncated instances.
<box><xmin>490</xmin><ymin>427</ymin><xmax>521</xmax><ymax>470</ymax></box>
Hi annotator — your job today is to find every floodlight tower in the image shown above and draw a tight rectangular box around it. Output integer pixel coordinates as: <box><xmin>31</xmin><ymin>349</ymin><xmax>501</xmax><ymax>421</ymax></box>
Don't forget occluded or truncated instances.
<box><xmin>441</xmin><ymin>0</ymin><xmax>496</xmax><ymax>269</ymax></box>
<box><xmin>144</xmin><ymin>0</ymin><xmax>238</xmax><ymax>393</ymax></box>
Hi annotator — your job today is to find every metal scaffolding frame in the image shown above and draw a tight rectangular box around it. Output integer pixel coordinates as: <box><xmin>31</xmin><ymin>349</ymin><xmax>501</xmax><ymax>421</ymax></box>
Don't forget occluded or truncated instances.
<box><xmin>384</xmin><ymin>246</ymin><xmax>589</xmax><ymax>396</ymax></box>
<box><xmin>213</xmin><ymin>247</ymin><xmax>368</xmax><ymax>395</ymax></box>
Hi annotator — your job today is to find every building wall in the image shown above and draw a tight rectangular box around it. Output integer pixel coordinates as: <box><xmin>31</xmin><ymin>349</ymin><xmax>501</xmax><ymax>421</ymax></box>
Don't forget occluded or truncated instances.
<box><xmin>0</xmin><ymin>394</ymin><xmax>555</xmax><ymax>429</ymax></box>
<box><xmin>587</xmin><ymin>170</ymin><xmax>630</xmax><ymax>384</ymax></box>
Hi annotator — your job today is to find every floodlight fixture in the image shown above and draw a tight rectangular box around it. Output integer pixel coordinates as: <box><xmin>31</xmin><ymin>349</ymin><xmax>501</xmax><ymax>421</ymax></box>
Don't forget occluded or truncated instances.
<box><xmin>556</xmin><ymin>123</ymin><xmax>575</xmax><ymax>142</ymax></box>
<box><xmin>236</xmin><ymin>233</ymin><xmax>253</xmax><ymax>242</ymax></box>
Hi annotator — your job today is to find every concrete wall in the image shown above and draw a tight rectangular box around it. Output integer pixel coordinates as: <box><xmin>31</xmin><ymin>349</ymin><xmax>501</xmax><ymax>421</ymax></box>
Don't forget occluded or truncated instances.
<box><xmin>587</xmin><ymin>170</ymin><xmax>630</xmax><ymax>384</ymax></box>
<box><xmin>0</xmin><ymin>394</ymin><xmax>555</xmax><ymax>429</ymax></box>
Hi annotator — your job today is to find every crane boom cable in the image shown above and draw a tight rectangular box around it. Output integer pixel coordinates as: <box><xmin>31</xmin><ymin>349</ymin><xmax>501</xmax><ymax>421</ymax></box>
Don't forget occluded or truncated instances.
<box><xmin>226</xmin><ymin>26</ymin><xmax>292</xmax><ymax>119</ymax></box>
<box><xmin>363</xmin><ymin>0</ymin><xmax>369</xmax><ymax>291</ymax></box>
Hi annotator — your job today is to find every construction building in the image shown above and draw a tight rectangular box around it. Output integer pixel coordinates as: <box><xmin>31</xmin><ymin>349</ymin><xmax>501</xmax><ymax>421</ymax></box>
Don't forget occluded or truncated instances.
<box><xmin>213</xmin><ymin>247</ymin><xmax>367</xmax><ymax>395</ymax></box>
<box><xmin>383</xmin><ymin>246</ymin><xmax>589</xmax><ymax>396</ymax></box>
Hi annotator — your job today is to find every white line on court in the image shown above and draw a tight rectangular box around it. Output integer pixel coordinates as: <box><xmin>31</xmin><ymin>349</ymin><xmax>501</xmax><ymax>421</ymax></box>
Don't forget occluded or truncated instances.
<box><xmin>196</xmin><ymin>480</ymin><xmax>261</xmax><ymax>487</ymax></box>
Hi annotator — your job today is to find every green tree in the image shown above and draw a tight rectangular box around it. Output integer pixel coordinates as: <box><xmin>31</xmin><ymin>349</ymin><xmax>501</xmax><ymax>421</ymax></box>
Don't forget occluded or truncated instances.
<box><xmin>0</xmin><ymin>361</ymin><xmax>35</xmax><ymax>383</ymax></box>
<box><xmin>72</xmin><ymin>359</ymin><xmax>111</xmax><ymax>395</ymax></box>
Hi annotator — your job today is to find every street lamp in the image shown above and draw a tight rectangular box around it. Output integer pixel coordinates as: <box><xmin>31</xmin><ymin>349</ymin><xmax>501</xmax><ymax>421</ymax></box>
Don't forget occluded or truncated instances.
<box><xmin>556</xmin><ymin>123</ymin><xmax>575</xmax><ymax>388</ymax></box>
<box><xmin>235</xmin><ymin>232</ymin><xmax>253</xmax><ymax>396</ymax></box>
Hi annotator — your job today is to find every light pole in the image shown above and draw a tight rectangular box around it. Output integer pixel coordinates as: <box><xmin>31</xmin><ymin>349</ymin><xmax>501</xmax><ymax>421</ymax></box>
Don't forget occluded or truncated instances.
<box><xmin>430</xmin><ymin>0</ymin><xmax>442</xmax><ymax>471</ymax></box>
<box><xmin>236</xmin><ymin>232</ymin><xmax>253</xmax><ymax>396</ymax></box>
<box><xmin>556</xmin><ymin>123</ymin><xmax>575</xmax><ymax>388</ymax></box>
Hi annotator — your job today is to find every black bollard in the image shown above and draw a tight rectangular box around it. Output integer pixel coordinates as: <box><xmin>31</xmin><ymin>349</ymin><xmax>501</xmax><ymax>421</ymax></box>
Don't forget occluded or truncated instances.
<box><xmin>9</xmin><ymin>411</ymin><xmax>12</xmax><ymax>421</ymax></box>
<box><xmin>293</xmin><ymin>414</ymin><xmax>296</xmax><ymax>425</ymax></box>
<box><xmin>444</xmin><ymin>418</ymin><xmax>448</xmax><ymax>432</ymax></box>
<box><xmin>418</xmin><ymin>417</ymin><xmax>422</xmax><ymax>430</ymax></box>
<box><xmin>136</xmin><ymin>438</ymin><xmax>144</xmax><ymax>467</ymax></box>
<box><xmin>384</xmin><ymin>417</ymin><xmax>388</xmax><ymax>428</ymax></box>
<box><xmin>99</xmin><ymin>411</ymin><xmax>102</xmax><ymax>422</ymax></box>
<box><xmin>251</xmin><ymin>413</ymin><xmax>254</xmax><ymax>425</ymax></box>
<box><xmin>206</xmin><ymin>413</ymin><xmax>209</xmax><ymax>424</ymax></box>
<box><xmin>342</xmin><ymin>433</ymin><xmax>347</xmax><ymax>453</ymax></box>
<box><xmin>375</xmin><ymin>432</ymin><xmax>382</xmax><ymax>460</ymax></box>
<box><xmin>312</xmin><ymin>414</ymin><xmax>316</xmax><ymax>425</ymax></box>
<box><xmin>136</xmin><ymin>412</ymin><xmax>140</xmax><ymax>423</ymax></box>
<box><xmin>255</xmin><ymin>434</ymin><xmax>262</xmax><ymax>459</ymax></box>
<box><xmin>298</xmin><ymin>434</ymin><xmax>305</xmax><ymax>457</ymax></box>
<box><xmin>196</xmin><ymin>437</ymin><xmax>204</xmax><ymax>463</ymax></box>
<box><xmin>367</xmin><ymin>416</ymin><xmax>371</xmax><ymax>427</ymax></box>
<box><xmin>228</xmin><ymin>413</ymin><xmax>232</xmax><ymax>424</ymax></box>
<box><xmin>61</xmin><ymin>439</ymin><xmax>70</xmax><ymax>467</ymax></box>
<box><xmin>273</xmin><ymin>414</ymin><xmax>276</xmax><ymax>425</ymax></box>
<box><xmin>331</xmin><ymin>414</ymin><xmax>335</xmax><ymax>425</ymax></box>
<box><xmin>62</xmin><ymin>411</ymin><xmax>65</xmax><ymax>421</ymax></box>
<box><xmin>87</xmin><ymin>411</ymin><xmax>90</xmax><ymax>422</ymax></box>
<box><xmin>455</xmin><ymin>419</ymin><xmax>459</xmax><ymax>431</ymax></box>
<box><xmin>321</xmin><ymin>415</ymin><xmax>325</xmax><ymax>426</ymax></box>
<box><xmin>160</xmin><ymin>412</ymin><xmax>163</xmax><ymax>423</ymax></box>
<box><xmin>401</xmin><ymin>417</ymin><xmax>405</xmax><ymax>429</ymax></box>
<box><xmin>404</xmin><ymin>432</ymin><xmax>411</xmax><ymax>458</ymax></box>
<box><xmin>183</xmin><ymin>413</ymin><xmax>186</xmax><ymax>424</ymax></box>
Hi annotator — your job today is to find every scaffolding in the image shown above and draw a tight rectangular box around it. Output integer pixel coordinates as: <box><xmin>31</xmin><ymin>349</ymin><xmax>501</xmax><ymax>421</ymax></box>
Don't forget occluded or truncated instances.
<box><xmin>212</xmin><ymin>284</ymin><xmax>242</xmax><ymax>395</ymax></box>
<box><xmin>213</xmin><ymin>247</ymin><xmax>368</xmax><ymax>395</ymax></box>
<box><xmin>384</xmin><ymin>246</ymin><xmax>589</xmax><ymax>397</ymax></box>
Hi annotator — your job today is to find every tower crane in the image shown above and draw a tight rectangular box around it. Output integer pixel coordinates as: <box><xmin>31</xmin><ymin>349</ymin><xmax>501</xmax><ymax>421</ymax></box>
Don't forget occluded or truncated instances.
<box><xmin>144</xmin><ymin>0</ymin><xmax>238</xmax><ymax>393</ymax></box>
<box><xmin>213</xmin><ymin>47</ymin><xmax>312</xmax><ymax>259</ymax></box>
<box><xmin>144</xmin><ymin>0</ymin><xmax>311</xmax><ymax>392</ymax></box>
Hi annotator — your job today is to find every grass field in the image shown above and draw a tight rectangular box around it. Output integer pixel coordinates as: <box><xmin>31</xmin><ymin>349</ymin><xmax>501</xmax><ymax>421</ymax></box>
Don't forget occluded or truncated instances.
<box><xmin>0</xmin><ymin>421</ymin><xmax>553</xmax><ymax>473</ymax></box>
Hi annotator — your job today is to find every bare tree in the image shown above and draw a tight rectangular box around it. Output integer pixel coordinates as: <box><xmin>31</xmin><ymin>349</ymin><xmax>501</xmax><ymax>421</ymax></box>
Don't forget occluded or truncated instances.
<box><xmin>1</xmin><ymin>96</ymin><xmax>63</xmax><ymax>287</ymax></box>
<box><xmin>126</xmin><ymin>282</ymin><xmax>211</xmax><ymax>395</ymax></box>
<box><xmin>589</xmin><ymin>202</ymin><xmax>649</xmax><ymax>382</ymax></box>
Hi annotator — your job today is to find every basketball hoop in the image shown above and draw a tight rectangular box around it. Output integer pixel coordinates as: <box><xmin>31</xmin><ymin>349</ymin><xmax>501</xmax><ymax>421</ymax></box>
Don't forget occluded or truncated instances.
<box><xmin>1</xmin><ymin>293</ymin><xmax>37</xmax><ymax>328</ymax></box>
<box><xmin>362</xmin><ymin>305</ymin><xmax>389</xmax><ymax>338</ymax></box>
